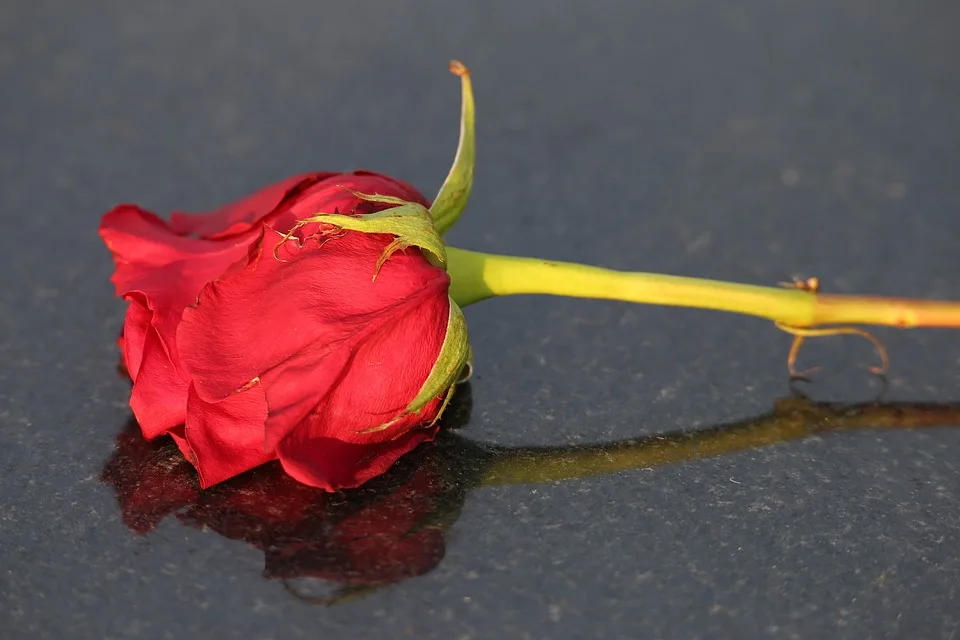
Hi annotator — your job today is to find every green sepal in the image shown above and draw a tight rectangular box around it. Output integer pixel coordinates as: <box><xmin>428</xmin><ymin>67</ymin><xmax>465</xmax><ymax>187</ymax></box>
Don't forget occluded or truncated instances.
<box><xmin>294</xmin><ymin>187</ymin><xmax>446</xmax><ymax>280</ymax></box>
<box><xmin>406</xmin><ymin>297</ymin><xmax>470</xmax><ymax>423</ymax></box>
<box><xmin>430</xmin><ymin>61</ymin><xmax>475</xmax><ymax>236</ymax></box>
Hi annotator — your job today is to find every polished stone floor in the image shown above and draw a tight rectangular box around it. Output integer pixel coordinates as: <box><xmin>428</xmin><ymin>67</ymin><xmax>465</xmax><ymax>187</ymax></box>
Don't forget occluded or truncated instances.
<box><xmin>3</xmin><ymin>1</ymin><xmax>959</xmax><ymax>637</ymax></box>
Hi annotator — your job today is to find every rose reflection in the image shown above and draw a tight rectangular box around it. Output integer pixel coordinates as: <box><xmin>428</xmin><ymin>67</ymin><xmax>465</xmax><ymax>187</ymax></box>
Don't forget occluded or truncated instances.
<box><xmin>102</xmin><ymin>384</ymin><xmax>960</xmax><ymax>604</ymax></box>
<box><xmin>102</xmin><ymin>385</ymin><xmax>484</xmax><ymax>604</ymax></box>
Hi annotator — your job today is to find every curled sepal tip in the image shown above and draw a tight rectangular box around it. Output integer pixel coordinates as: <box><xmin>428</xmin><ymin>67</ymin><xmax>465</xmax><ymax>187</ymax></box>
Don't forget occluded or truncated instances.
<box><xmin>430</xmin><ymin>60</ymin><xmax>475</xmax><ymax>236</ymax></box>
<box><xmin>458</xmin><ymin>344</ymin><xmax>474</xmax><ymax>384</ymax></box>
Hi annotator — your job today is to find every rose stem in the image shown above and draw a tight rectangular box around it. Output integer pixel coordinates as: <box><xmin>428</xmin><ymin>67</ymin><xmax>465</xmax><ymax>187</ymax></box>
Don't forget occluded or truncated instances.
<box><xmin>446</xmin><ymin>247</ymin><xmax>960</xmax><ymax>329</ymax></box>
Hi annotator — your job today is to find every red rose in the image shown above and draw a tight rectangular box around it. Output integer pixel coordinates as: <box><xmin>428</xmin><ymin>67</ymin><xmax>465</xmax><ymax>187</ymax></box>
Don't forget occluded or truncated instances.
<box><xmin>100</xmin><ymin>171</ymin><xmax>468</xmax><ymax>490</ymax></box>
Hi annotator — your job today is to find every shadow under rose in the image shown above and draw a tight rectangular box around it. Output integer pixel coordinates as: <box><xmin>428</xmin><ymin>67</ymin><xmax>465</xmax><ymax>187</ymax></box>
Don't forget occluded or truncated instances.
<box><xmin>101</xmin><ymin>384</ymin><xmax>960</xmax><ymax>605</ymax></box>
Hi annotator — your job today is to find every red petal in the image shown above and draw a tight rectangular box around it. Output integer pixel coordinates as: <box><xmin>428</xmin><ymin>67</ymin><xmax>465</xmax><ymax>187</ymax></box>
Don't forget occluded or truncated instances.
<box><xmin>129</xmin><ymin>327</ymin><xmax>190</xmax><ymax>438</ymax></box>
<box><xmin>100</xmin><ymin>204</ymin><xmax>254</xmax><ymax>367</ymax></box>
<box><xmin>276</xmin><ymin>424</ymin><xmax>441</xmax><ymax>492</ymax></box>
<box><xmin>262</xmin><ymin>172</ymin><xmax>431</xmax><ymax>236</ymax></box>
<box><xmin>177</xmin><ymin>230</ymin><xmax>449</xmax><ymax>451</ymax></box>
<box><xmin>167</xmin><ymin>170</ymin><xmax>429</xmax><ymax>240</ymax></box>
<box><xmin>169</xmin><ymin>172</ymin><xmax>334</xmax><ymax>239</ymax></box>
<box><xmin>297</xmin><ymin>292</ymin><xmax>451</xmax><ymax>445</ymax></box>
<box><xmin>178</xmin><ymin>381</ymin><xmax>273</xmax><ymax>488</ymax></box>
<box><xmin>120</xmin><ymin>296</ymin><xmax>151</xmax><ymax>380</ymax></box>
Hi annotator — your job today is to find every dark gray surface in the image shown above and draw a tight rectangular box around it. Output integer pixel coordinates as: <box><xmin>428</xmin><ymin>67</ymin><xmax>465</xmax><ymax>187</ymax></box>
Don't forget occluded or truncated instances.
<box><xmin>3</xmin><ymin>1</ymin><xmax>960</xmax><ymax>638</ymax></box>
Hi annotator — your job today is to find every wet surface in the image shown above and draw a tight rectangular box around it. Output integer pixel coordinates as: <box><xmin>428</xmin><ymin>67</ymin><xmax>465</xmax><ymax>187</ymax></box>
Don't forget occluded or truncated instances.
<box><xmin>3</xmin><ymin>1</ymin><xmax>960</xmax><ymax>638</ymax></box>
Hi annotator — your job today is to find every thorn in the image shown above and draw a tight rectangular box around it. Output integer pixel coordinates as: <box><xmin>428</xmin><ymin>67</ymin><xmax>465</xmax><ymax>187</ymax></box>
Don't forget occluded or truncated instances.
<box><xmin>779</xmin><ymin>276</ymin><xmax>820</xmax><ymax>293</ymax></box>
<box><xmin>775</xmin><ymin>323</ymin><xmax>889</xmax><ymax>378</ymax></box>
<box><xmin>775</xmin><ymin>274</ymin><xmax>888</xmax><ymax>377</ymax></box>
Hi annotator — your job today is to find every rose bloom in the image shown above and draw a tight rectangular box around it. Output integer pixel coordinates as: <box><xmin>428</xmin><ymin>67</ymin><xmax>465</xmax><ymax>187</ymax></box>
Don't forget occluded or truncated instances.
<box><xmin>101</xmin><ymin>171</ymin><xmax>459</xmax><ymax>490</ymax></box>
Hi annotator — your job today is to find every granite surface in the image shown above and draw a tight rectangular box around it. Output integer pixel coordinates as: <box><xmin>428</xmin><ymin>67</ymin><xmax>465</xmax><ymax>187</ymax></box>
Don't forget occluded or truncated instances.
<box><xmin>2</xmin><ymin>1</ymin><xmax>960</xmax><ymax>638</ymax></box>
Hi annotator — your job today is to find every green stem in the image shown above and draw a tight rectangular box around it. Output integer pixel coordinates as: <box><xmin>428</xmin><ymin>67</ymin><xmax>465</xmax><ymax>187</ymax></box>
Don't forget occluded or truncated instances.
<box><xmin>446</xmin><ymin>247</ymin><xmax>960</xmax><ymax>329</ymax></box>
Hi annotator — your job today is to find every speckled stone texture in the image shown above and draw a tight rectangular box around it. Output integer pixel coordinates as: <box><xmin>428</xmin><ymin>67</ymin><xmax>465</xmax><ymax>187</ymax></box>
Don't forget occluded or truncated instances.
<box><xmin>2</xmin><ymin>1</ymin><xmax>959</xmax><ymax>638</ymax></box>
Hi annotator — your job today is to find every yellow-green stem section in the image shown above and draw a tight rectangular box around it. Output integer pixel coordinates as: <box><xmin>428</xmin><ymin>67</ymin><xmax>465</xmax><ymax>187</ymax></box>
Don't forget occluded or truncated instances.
<box><xmin>446</xmin><ymin>247</ymin><xmax>960</xmax><ymax>329</ymax></box>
